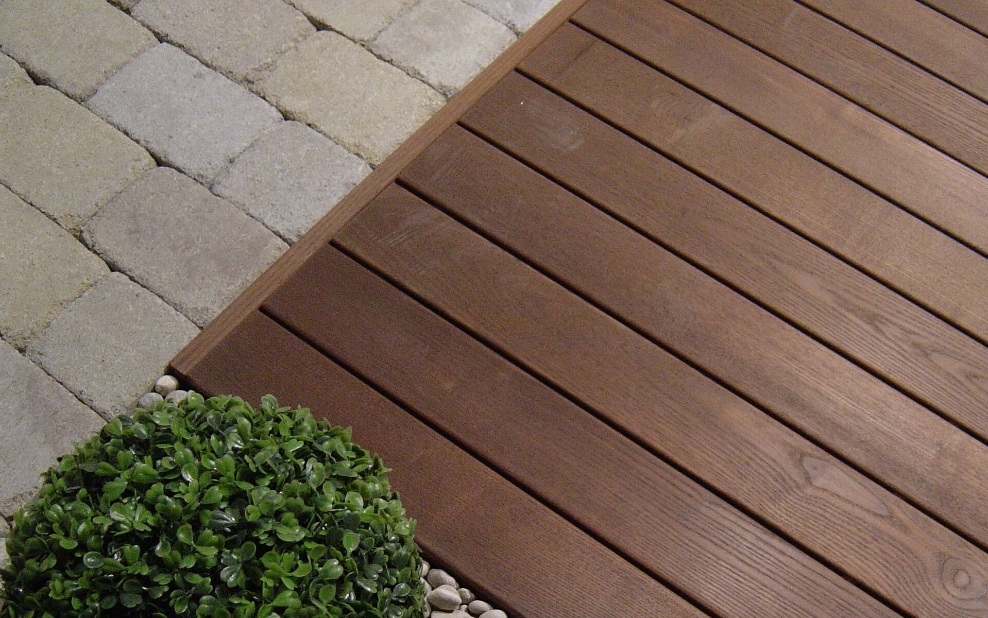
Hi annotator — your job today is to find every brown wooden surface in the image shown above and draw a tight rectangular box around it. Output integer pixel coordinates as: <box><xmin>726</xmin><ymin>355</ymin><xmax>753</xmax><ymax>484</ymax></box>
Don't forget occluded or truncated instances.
<box><xmin>923</xmin><ymin>0</ymin><xmax>988</xmax><ymax>36</ymax></box>
<box><xmin>172</xmin><ymin>0</ymin><xmax>988</xmax><ymax>615</ymax></box>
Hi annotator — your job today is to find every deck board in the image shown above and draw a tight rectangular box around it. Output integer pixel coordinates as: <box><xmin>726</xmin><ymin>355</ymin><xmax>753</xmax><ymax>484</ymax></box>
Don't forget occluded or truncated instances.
<box><xmin>172</xmin><ymin>0</ymin><xmax>988</xmax><ymax>615</ymax></box>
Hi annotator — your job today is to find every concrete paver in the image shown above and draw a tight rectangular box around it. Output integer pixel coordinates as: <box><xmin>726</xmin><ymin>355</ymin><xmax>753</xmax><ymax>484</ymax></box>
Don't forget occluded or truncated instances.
<box><xmin>25</xmin><ymin>272</ymin><xmax>199</xmax><ymax>420</ymax></box>
<box><xmin>133</xmin><ymin>0</ymin><xmax>314</xmax><ymax>81</ymax></box>
<box><xmin>373</xmin><ymin>0</ymin><xmax>516</xmax><ymax>95</ymax></box>
<box><xmin>287</xmin><ymin>0</ymin><xmax>415</xmax><ymax>42</ymax></box>
<box><xmin>0</xmin><ymin>52</ymin><xmax>32</xmax><ymax>101</ymax></box>
<box><xmin>0</xmin><ymin>186</ymin><xmax>108</xmax><ymax>351</ymax></box>
<box><xmin>0</xmin><ymin>0</ymin><xmax>157</xmax><ymax>101</ymax></box>
<box><xmin>0</xmin><ymin>338</ymin><xmax>105</xmax><ymax>517</ymax></box>
<box><xmin>256</xmin><ymin>31</ymin><xmax>445</xmax><ymax>165</ymax></box>
<box><xmin>0</xmin><ymin>86</ymin><xmax>155</xmax><ymax>232</ymax></box>
<box><xmin>213</xmin><ymin>122</ymin><xmax>371</xmax><ymax>243</ymax></box>
<box><xmin>83</xmin><ymin>167</ymin><xmax>288</xmax><ymax>326</ymax></box>
<box><xmin>464</xmin><ymin>0</ymin><xmax>559</xmax><ymax>32</ymax></box>
<box><xmin>87</xmin><ymin>44</ymin><xmax>282</xmax><ymax>184</ymax></box>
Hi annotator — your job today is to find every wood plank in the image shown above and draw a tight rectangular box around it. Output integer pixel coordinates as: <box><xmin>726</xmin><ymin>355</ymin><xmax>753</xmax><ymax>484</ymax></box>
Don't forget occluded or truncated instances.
<box><xmin>168</xmin><ymin>0</ymin><xmax>591</xmax><ymax>381</ymax></box>
<box><xmin>668</xmin><ymin>0</ymin><xmax>988</xmax><ymax>176</ymax></box>
<box><xmin>265</xmin><ymin>246</ymin><xmax>898</xmax><ymax>618</ymax></box>
<box><xmin>334</xmin><ymin>185</ymin><xmax>988</xmax><ymax>616</ymax></box>
<box><xmin>175</xmin><ymin>311</ymin><xmax>703</xmax><ymax>618</ymax></box>
<box><xmin>572</xmin><ymin>0</ymin><xmax>988</xmax><ymax>255</ymax></box>
<box><xmin>923</xmin><ymin>0</ymin><xmax>988</xmax><ymax>37</ymax></box>
<box><xmin>515</xmin><ymin>24</ymin><xmax>988</xmax><ymax>347</ymax></box>
<box><xmin>800</xmin><ymin>0</ymin><xmax>988</xmax><ymax>101</ymax></box>
<box><xmin>265</xmin><ymin>243</ymin><xmax>988</xmax><ymax>618</ymax></box>
<box><xmin>459</xmin><ymin>74</ymin><xmax>988</xmax><ymax>460</ymax></box>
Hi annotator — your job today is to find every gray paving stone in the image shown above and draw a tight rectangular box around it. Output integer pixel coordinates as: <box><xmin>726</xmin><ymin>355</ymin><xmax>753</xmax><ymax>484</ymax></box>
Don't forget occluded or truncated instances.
<box><xmin>110</xmin><ymin>0</ymin><xmax>140</xmax><ymax>10</ymax></box>
<box><xmin>0</xmin><ymin>186</ymin><xmax>108</xmax><ymax>350</ymax></box>
<box><xmin>213</xmin><ymin>122</ymin><xmax>370</xmax><ymax>243</ymax></box>
<box><xmin>0</xmin><ymin>52</ymin><xmax>31</xmax><ymax>101</ymax></box>
<box><xmin>26</xmin><ymin>273</ymin><xmax>198</xmax><ymax>420</ymax></box>
<box><xmin>83</xmin><ymin>167</ymin><xmax>287</xmax><ymax>326</ymax></box>
<box><xmin>0</xmin><ymin>86</ymin><xmax>155</xmax><ymax>232</ymax></box>
<box><xmin>0</xmin><ymin>517</ymin><xmax>8</xmax><ymax>536</ymax></box>
<box><xmin>256</xmin><ymin>32</ymin><xmax>444</xmax><ymax>165</ymax></box>
<box><xmin>133</xmin><ymin>0</ymin><xmax>313</xmax><ymax>81</ymax></box>
<box><xmin>373</xmin><ymin>0</ymin><xmax>515</xmax><ymax>95</ymax></box>
<box><xmin>287</xmin><ymin>0</ymin><xmax>415</xmax><ymax>42</ymax></box>
<box><xmin>87</xmin><ymin>44</ymin><xmax>282</xmax><ymax>184</ymax></box>
<box><xmin>463</xmin><ymin>0</ymin><xmax>559</xmax><ymax>32</ymax></box>
<box><xmin>0</xmin><ymin>0</ymin><xmax>157</xmax><ymax>101</ymax></box>
<box><xmin>0</xmin><ymin>338</ymin><xmax>105</xmax><ymax>517</ymax></box>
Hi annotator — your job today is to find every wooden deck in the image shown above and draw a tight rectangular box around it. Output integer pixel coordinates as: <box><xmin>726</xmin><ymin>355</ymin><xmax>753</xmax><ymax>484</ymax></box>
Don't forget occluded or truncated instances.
<box><xmin>171</xmin><ymin>1</ymin><xmax>988</xmax><ymax>616</ymax></box>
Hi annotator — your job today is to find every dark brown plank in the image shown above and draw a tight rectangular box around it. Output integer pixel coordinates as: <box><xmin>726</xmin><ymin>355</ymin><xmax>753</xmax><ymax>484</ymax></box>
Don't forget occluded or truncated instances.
<box><xmin>515</xmin><ymin>24</ymin><xmax>988</xmax><ymax>347</ymax></box>
<box><xmin>924</xmin><ymin>0</ymin><xmax>988</xmax><ymax>37</ymax></box>
<box><xmin>801</xmin><ymin>0</ymin><xmax>988</xmax><ymax>101</ymax></box>
<box><xmin>335</xmin><ymin>185</ymin><xmax>988</xmax><ymax>616</ymax></box>
<box><xmin>460</xmin><ymin>74</ymin><xmax>988</xmax><ymax>460</ymax></box>
<box><xmin>572</xmin><ymin>0</ymin><xmax>988</xmax><ymax>254</ymax></box>
<box><xmin>266</xmin><ymin>246</ymin><xmax>898</xmax><ymax>618</ymax></box>
<box><xmin>175</xmin><ymin>311</ymin><xmax>703</xmax><ymax>618</ymax></box>
<box><xmin>666</xmin><ymin>0</ymin><xmax>988</xmax><ymax>176</ymax></box>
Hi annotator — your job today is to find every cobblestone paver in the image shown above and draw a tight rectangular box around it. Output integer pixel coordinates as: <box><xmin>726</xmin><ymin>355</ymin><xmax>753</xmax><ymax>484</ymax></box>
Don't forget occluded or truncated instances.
<box><xmin>133</xmin><ymin>0</ymin><xmax>314</xmax><ymax>81</ymax></box>
<box><xmin>256</xmin><ymin>31</ymin><xmax>445</xmax><ymax>164</ymax></box>
<box><xmin>213</xmin><ymin>122</ymin><xmax>371</xmax><ymax>243</ymax></box>
<box><xmin>0</xmin><ymin>0</ymin><xmax>156</xmax><ymax>101</ymax></box>
<box><xmin>0</xmin><ymin>53</ymin><xmax>31</xmax><ymax>100</ymax></box>
<box><xmin>287</xmin><ymin>0</ymin><xmax>416</xmax><ymax>41</ymax></box>
<box><xmin>464</xmin><ymin>0</ymin><xmax>559</xmax><ymax>32</ymax></box>
<box><xmin>88</xmin><ymin>44</ymin><xmax>282</xmax><ymax>184</ymax></box>
<box><xmin>0</xmin><ymin>86</ymin><xmax>154</xmax><ymax>232</ymax></box>
<box><xmin>83</xmin><ymin>167</ymin><xmax>288</xmax><ymax>326</ymax></box>
<box><xmin>0</xmin><ymin>186</ymin><xmax>108</xmax><ymax>351</ymax></box>
<box><xmin>373</xmin><ymin>0</ymin><xmax>515</xmax><ymax>95</ymax></box>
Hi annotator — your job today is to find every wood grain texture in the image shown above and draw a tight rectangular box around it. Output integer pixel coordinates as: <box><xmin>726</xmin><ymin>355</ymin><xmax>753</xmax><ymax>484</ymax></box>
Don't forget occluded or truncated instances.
<box><xmin>800</xmin><ymin>0</ymin><xmax>988</xmax><ymax>101</ymax></box>
<box><xmin>923</xmin><ymin>0</ymin><xmax>988</xmax><ymax>37</ymax></box>
<box><xmin>516</xmin><ymin>24</ymin><xmax>988</xmax><ymax>346</ymax></box>
<box><xmin>335</xmin><ymin>185</ymin><xmax>988</xmax><ymax>616</ymax></box>
<box><xmin>572</xmin><ymin>0</ymin><xmax>988</xmax><ymax>254</ymax></box>
<box><xmin>264</xmin><ymin>246</ymin><xmax>895</xmax><ymax>618</ymax></box>
<box><xmin>169</xmin><ymin>0</ymin><xmax>592</xmax><ymax>379</ymax></box>
<box><xmin>176</xmin><ymin>311</ymin><xmax>704</xmax><ymax>618</ymax></box>
<box><xmin>666</xmin><ymin>0</ymin><xmax>988</xmax><ymax>175</ymax></box>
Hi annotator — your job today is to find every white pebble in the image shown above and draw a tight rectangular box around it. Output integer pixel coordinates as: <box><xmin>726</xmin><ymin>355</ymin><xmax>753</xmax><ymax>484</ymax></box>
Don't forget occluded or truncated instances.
<box><xmin>458</xmin><ymin>588</ymin><xmax>475</xmax><ymax>604</ymax></box>
<box><xmin>426</xmin><ymin>585</ymin><xmax>462</xmax><ymax>611</ymax></box>
<box><xmin>430</xmin><ymin>612</ymin><xmax>470</xmax><ymax>618</ymax></box>
<box><xmin>154</xmin><ymin>375</ymin><xmax>179</xmax><ymax>396</ymax></box>
<box><xmin>420</xmin><ymin>559</ymin><xmax>430</xmax><ymax>578</ymax></box>
<box><xmin>479</xmin><ymin>611</ymin><xmax>507</xmax><ymax>618</ymax></box>
<box><xmin>165</xmin><ymin>389</ymin><xmax>188</xmax><ymax>403</ymax></box>
<box><xmin>138</xmin><ymin>392</ymin><xmax>163</xmax><ymax>408</ymax></box>
<box><xmin>426</xmin><ymin>569</ymin><xmax>458</xmax><ymax>589</ymax></box>
<box><xmin>468</xmin><ymin>600</ymin><xmax>492</xmax><ymax>616</ymax></box>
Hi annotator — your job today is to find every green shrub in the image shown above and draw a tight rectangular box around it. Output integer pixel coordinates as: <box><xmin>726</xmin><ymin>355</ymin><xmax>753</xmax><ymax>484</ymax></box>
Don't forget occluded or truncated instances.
<box><xmin>1</xmin><ymin>394</ymin><xmax>424</xmax><ymax>618</ymax></box>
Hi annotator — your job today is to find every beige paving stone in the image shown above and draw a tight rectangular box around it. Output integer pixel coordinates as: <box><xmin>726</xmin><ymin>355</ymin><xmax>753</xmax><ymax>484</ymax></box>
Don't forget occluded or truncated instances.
<box><xmin>133</xmin><ymin>0</ymin><xmax>314</xmax><ymax>80</ymax></box>
<box><xmin>373</xmin><ymin>0</ymin><xmax>515</xmax><ymax>95</ymax></box>
<box><xmin>287</xmin><ymin>0</ymin><xmax>415</xmax><ymax>41</ymax></box>
<box><xmin>256</xmin><ymin>31</ymin><xmax>444</xmax><ymax>164</ymax></box>
<box><xmin>0</xmin><ymin>52</ymin><xmax>31</xmax><ymax>101</ymax></box>
<box><xmin>0</xmin><ymin>0</ymin><xmax>157</xmax><ymax>101</ymax></box>
<box><xmin>0</xmin><ymin>86</ymin><xmax>154</xmax><ymax>232</ymax></box>
<box><xmin>0</xmin><ymin>186</ymin><xmax>108</xmax><ymax>351</ymax></box>
<box><xmin>463</xmin><ymin>0</ymin><xmax>559</xmax><ymax>32</ymax></box>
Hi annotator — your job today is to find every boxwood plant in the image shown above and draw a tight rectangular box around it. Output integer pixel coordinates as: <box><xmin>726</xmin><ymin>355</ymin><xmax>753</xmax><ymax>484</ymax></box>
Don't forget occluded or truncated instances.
<box><xmin>1</xmin><ymin>394</ymin><xmax>424</xmax><ymax>618</ymax></box>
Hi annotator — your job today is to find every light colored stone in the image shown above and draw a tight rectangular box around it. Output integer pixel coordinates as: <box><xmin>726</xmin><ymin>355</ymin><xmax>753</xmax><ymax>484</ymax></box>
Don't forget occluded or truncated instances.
<box><xmin>467</xmin><ymin>600</ymin><xmax>492</xmax><ymax>615</ymax></box>
<box><xmin>420</xmin><ymin>559</ymin><xmax>430</xmax><ymax>578</ymax></box>
<box><xmin>87</xmin><ymin>44</ymin><xmax>282</xmax><ymax>184</ymax></box>
<box><xmin>0</xmin><ymin>517</ymin><xmax>8</xmax><ymax>535</ymax></box>
<box><xmin>109</xmin><ymin>0</ymin><xmax>140</xmax><ymax>10</ymax></box>
<box><xmin>83</xmin><ymin>168</ymin><xmax>287</xmax><ymax>326</ymax></box>
<box><xmin>26</xmin><ymin>273</ymin><xmax>199</xmax><ymax>419</ymax></box>
<box><xmin>138</xmin><ymin>392</ymin><xmax>163</xmax><ymax>408</ymax></box>
<box><xmin>0</xmin><ymin>86</ymin><xmax>154</xmax><ymax>232</ymax></box>
<box><xmin>165</xmin><ymin>389</ymin><xmax>188</xmax><ymax>403</ymax></box>
<box><xmin>287</xmin><ymin>0</ymin><xmax>415</xmax><ymax>41</ymax></box>
<box><xmin>372</xmin><ymin>0</ymin><xmax>515</xmax><ymax>95</ymax></box>
<box><xmin>133</xmin><ymin>0</ymin><xmax>313</xmax><ymax>80</ymax></box>
<box><xmin>431</xmin><ymin>612</ymin><xmax>470</xmax><ymax>618</ymax></box>
<box><xmin>426</xmin><ymin>568</ymin><xmax>458</xmax><ymax>589</ymax></box>
<box><xmin>255</xmin><ymin>32</ymin><xmax>444</xmax><ymax>165</ymax></box>
<box><xmin>478</xmin><ymin>611</ymin><xmax>507</xmax><ymax>618</ymax></box>
<box><xmin>463</xmin><ymin>0</ymin><xmax>559</xmax><ymax>32</ymax></box>
<box><xmin>458</xmin><ymin>588</ymin><xmax>476</xmax><ymax>604</ymax></box>
<box><xmin>213</xmin><ymin>122</ymin><xmax>370</xmax><ymax>243</ymax></box>
<box><xmin>0</xmin><ymin>52</ymin><xmax>32</xmax><ymax>100</ymax></box>
<box><xmin>154</xmin><ymin>374</ymin><xmax>179</xmax><ymax>395</ymax></box>
<box><xmin>0</xmin><ymin>338</ymin><xmax>105</xmax><ymax>516</ymax></box>
<box><xmin>426</xmin><ymin>585</ymin><xmax>462</xmax><ymax>612</ymax></box>
<box><xmin>0</xmin><ymin>186</ymin><xmax>108</xmax><ymax>350</ymax></box>
<box><xmin>0</xmin><ymin>0</ymin><xmax>157</xmax><ymax>100</ymax></box>
<box><xmin>0</xmin><ymin>537</ymin><xmax>6</xmax><ymax>570</ymax></box>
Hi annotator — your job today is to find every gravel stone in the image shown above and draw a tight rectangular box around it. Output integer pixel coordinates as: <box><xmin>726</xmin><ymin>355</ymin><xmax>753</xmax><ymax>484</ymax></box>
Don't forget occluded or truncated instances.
<box><xmin>287</xmin><ymin>0</ymin><xmax>415</xmax><ymax>41</ymax></box>
<box><xmin>0</xmin><ymin>517</ymin><xmax>8</xmax><ymax>536</ymax></box>
<box><xmin>165</xmin><ymin>389</ymin><xmax>189</xmax><ymax>403</ymax></box>
<box><xmin>431</xmin><ymin>612</ymin><xmax>470</xmax><ymax>618</ymax></box>
<box><xmin>479</xmin><ymin>611</ymin><xmax>507</xmax><ymax>618</ymax></box>
<box><xmin>154</xmin><ymin>374</ymin><xmax>179</xmax><ymax>395</ymax></box>
<box><xmin>458</xmin><ymin>588</ymin><xmax>476</xmax><ymax>604</ymax></box>
<box><xmin>138</xmin><ymin>392</ymin><xmax>164</xmax><ymax>408</ymax></box>
<box><xmin>426</xmin><ymin>569</ymin><xmax>458</xmax><ymax>589</ymax></box>
<box><xmin>0</xmin><ymin>52</ymin><xmax>32</xmax><ymax>100</ymax></box>
<box><xmin>372</xmin><ymin>0</ymin><xmax>515</xmax><ymax>95</ymax></box>
<box><xmin>255</xmin><ymin>31</ymin><xmax>444</xmax><ymax>165</ymax></box>
<box><xmin>420</xmin><ymin>559</ymin><xmax>431</xmax><ymax>578</ymax></box>
<box><xmin>0</xmin><ymin>86</ymin><xmax>154</xmax><ymax>232</ymax></box>
<box><xmin>133</xmin><ymin>0</ymin><xmax>314</xmax><ymax>80</ymax></box>
<box><xmin>0</xmin><ymin>185</ymin><xmax>108</xmax><ymax>349</ymax></box>
<box><xmin>426</xmin><ymin>585</ymin><xmax>462</xmax><ymax>612</ymax></box>
<box><xmin>83</xmin><ymin>167</ymin><xmax>287</xmax><ymax>326</ymax></box>
<box><xmin>0</xmin><ymin>537</ymin><xmax>7</xmax><ymax>570</ymax></box>
<box><xmin>87</xmin><ymin>44</ymin><xmax>282</xmax><ymax>184</ymax></box>
<box><xmin>463</xmin><ymin>0</ymin><xmax>559</xmax><ymax>32</ymax></box>
<box><xmin>467</xmin><ymin>600</ymin><xmax>492</xmax><ymax>615</ymax></box>
<box><xmin>0</xmin><ymin>0</ymin><xmax>157</xmax><ymax>100</ymax></box>
<box><xmin>25</xmin><ymin>273</ymin><xmax>199</xmax><ymax>419</ymax></box>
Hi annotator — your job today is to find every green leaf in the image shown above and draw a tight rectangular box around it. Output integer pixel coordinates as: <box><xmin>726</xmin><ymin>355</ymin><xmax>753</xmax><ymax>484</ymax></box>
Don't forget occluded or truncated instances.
<box><xmin>177</xmin><ymin>524</ymin><xmax>194</xmax><ymax>545</ymax></box>
<box><xmin>342</xmin><ymin>532</ymin><xmax>359</xmax><ymax>554</ymax></box>
<box><xmin>120</xmin><ymin>592</ymin><xmax>142</xmax><ymax>608</ymax></box>
<box><xmin>103</xmin><ymin>480</ymin><xmax>127</xmax><ymax>501</ymax></box>
<box><xmin>83</xmin><ymin>552</ymin><xmax>104</xmax><ymax>569</ymax></box>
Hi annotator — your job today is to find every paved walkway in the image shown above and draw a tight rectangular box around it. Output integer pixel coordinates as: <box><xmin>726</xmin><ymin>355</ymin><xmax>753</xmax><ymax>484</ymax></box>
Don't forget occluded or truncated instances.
<box><xmin>0</xmin><ymin>0</ymin><xmax>560</xmax><ymax>550</ymax></box>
